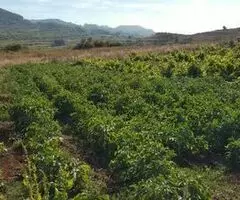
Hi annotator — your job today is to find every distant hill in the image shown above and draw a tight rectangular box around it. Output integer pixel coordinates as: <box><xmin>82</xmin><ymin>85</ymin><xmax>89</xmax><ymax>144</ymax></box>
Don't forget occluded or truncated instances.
<box><xmin>1</xmin><ymin>7</ymin><xmax>240</xmax><ymax>46</ymax></box>
<box><xmin>0</xmin><ymin>8</ymin><xmax>24</xmax><ymax>24</ymax></box>
<box><xmin>82</xmin><ymin>24</ymin><xmax>154</xmax><ymax>37</ymax></box>
<box><xmin>145</xmin><ymin>28</ymin><xmax>240</xmax><ymax>45</ymax></box>
<box><xmin>144</xmin><ymin>32</ymin><xmax>190</xmax><ymax>45</ymax></box>
<box><xmin>115</xmin><ymin>25</ymin><xmax>155</xmax><ymax>37</ymax></box>
<box><xmin>83</xmin><ymin>24</ymin><xmax>113</xmax><ymax>36</ymax></box>
<box><xmin>0</xmin><ymin>8</ymin><xmax>154</xmax><ymax>42</ymax></box>
<box><xmin>191</xmin><ymin>28</ymin><xmax>240</xmax><ymax>42</ymax></box>
<box><xmin>30</xmin><ymin>19</ymin><xmax>75</xmax><ymax>26</ymax></box>
<box><xmin>0</xmin><ymin>8</ymin><xmax>86</xmax><ymax>41</ymax></box>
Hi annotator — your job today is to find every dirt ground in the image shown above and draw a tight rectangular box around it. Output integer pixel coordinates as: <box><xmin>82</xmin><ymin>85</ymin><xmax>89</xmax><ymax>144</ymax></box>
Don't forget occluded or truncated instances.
<box><xmin>0</xmin><ymin>122</ymin><xmax>26</xmax><ymax>182</ymax></box>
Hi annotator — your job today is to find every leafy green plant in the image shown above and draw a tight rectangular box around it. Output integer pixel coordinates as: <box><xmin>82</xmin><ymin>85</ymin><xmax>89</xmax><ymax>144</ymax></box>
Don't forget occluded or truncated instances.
<box><xmin>187</xmin><ymin>64</ymin><xmax>202</xmax><ymax>78</ymax></box>
<box><xmin>6</xmin><ymin>44</ymin><xmax>240</xmax><ymax>199</ymax></box>
<box><xmin>0</xmin><ymin>143</ymin><xmax>6</xmax><ymax>153</ymax></box>
<box><xmin>226</xmin><ymin>139</ymin><xmax>240</xmax><ymax>171</ymax></box>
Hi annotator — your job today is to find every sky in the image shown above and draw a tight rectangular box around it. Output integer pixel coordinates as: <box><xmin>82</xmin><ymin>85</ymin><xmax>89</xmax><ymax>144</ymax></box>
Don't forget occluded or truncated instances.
<box><xmin>1</xmin><ymin>0</ymin><xmax>240</xmax><ymax>34</ymax></box>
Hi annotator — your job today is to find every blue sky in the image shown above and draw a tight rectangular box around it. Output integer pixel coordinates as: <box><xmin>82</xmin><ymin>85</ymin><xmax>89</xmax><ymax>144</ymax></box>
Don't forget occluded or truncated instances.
<box><xmin>2</xmin><ymin>0</ymin><xmax>240</xmax><ymax>34</ymax></box>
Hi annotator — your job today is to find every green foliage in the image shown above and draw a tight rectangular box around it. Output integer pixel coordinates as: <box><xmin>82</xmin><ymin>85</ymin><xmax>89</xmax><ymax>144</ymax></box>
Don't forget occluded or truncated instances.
<box><xmin>73</xmin><ymin>38</ymin><xmax>122</xmax><ymax>50</ymax></box>
<box><xmin>110</xmin><ymin>132</ymin><xmax>175</xmax><ymax>185</ymax></box>
<box><xmin>117</xmin><ymin>170</ymin><xmax>210</xmax><ymax>200</ymax></box>
<box><xmin>0</xmin><ymin>143</ymin><xmax>6</xmax><ymax>153</ymax></box>
<box><xmin>5</xmin><ymin>44</ymin><xmax>240</xmax><ymax>199</ymax></box>
<box><xmin>9</xmin><ymin>76</ymin><xmax>109</xmax><ymax>199</ymax></box>
<box><xmin>226</xmin><ymin>139</ymin><xmax>240</xmax><ymax>171</ymax></box>
<box><xmin>3</xmin><ymin>44</ymin><xmax>22</xmax><ymax>52</ymax></box>
<box><xmin>187</xmin><ymin>64</ymin><xmax>202</xmax><ymax>77</ymax></box>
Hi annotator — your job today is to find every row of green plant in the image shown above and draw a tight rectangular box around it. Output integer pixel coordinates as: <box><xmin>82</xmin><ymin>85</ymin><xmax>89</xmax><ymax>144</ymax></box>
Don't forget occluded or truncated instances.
<box><xmin>0</xmin><ymin>68</ymin><xmax>11</xmax><ymax>121</ymax></box>
<box><xmin>9</xmin><ymin>67</ymin><xmax>109</xmax><ymax>199</ymax></box>
<box><xmin>6</xmin><ymin>44</ymin><xmax>240</xmax><ymax>199</ymax></box>
<box><xmin>44</xmin><ymin>59</ymin><xmax>240</xmax><ymax>171</ymax></box>
<box><xmin>31</xmin><ymin>69</ymin><xmax>210</xmax><ymax>199</ymax></box>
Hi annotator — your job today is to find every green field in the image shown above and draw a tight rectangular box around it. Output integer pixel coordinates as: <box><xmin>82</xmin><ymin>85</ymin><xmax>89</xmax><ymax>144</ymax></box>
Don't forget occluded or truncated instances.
<box><xmin>0</xmin><ymin>44</ymin><xmax>240</xmax><ymax>199</ymax></box>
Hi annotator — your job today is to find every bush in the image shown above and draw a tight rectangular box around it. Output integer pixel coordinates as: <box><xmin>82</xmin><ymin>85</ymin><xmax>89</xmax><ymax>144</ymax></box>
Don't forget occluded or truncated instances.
<box><xmin>187</xmin><ymin>64</ymin><xmax>202</xmax><ymax>78</ymax></box>
<box><xmin>226</xmin><ymin>139</ymin><xmax>240</xmax><ymax>171</ymax></box>
<box><xmin>4</xmin><ymin>44</ymin><xmax>22</xmax><ymax>52</ymax></box>
<box><xmin>52</xmin><ymin>39</ymin><xmax>66</xmax><ymax>47</ymax></box>
<box><xmin>94</xmin><ymin>40</ymin><xmax>105</xmax><ymax>48</ymax></box>
<box><xmin>228</xmin><ymin>40</ymin><xmax>236</xmax><ymax>48</ymax></box>
<box><xmin>0</xmin><ymin>143</ymin><xmax>6</xmax><ymax>153</ymax></box>
<box><xmin>108</xmin><ymin>41</ymin><xmax>122</xmax><ymax>47</ymax></box>
<box><xmin>161</xmin><ymin>64</ymin><xmax>174</xmax><ymax>78</ymax></box>
<box><xmin>117</xmin><ymin>170</ymin><xmax>210</xmax><ymax>200</ymax></box>
<box><xmin>73</xmin><ymin>38</ymin><xmax>122</xmax><ymax>50</ymax></box>
<box><xmin>73</xmin><ymin>38</ymin><xmax>94</xmax><ymax>50</ymax></box>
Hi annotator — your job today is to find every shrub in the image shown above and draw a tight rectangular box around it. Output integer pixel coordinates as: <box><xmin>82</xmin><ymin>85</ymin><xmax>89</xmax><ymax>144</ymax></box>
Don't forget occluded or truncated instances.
<box><xmin>226</xmin><ymin>139</ymin><xmax>240</xmax><ymax>171</ymax></box>
<box><xmin>73</xmin><ymin>38</ymin><xmax>122</xmax><ymax>50</ymax></box>
<box><xmin>117</xmin><ymin>170</ymin><xmax>210</xmax><ymax>200</ymax></box>
<box><xmin>73</xmin><ymin>38</ymin><xmax>94</xmax><ymax>50</ymax></box>
<box><xmin>94</xmin><ymin>40</ymin><xmax>105</xmax><ymax>48</ymax></box>
<box><xmin>161</xmin><ymin>65</ymin><xmax>174</xmax><ymax>78</ymax></box>
<box><xmin>88</xmin><ymin>86</ymin><xmax>108</xmax><ymax>105</ymax></box>
<box><xmin>110</xmin><ymin>133</ymin><xmax>175</xmax><ymax>185</ymax></box>
<box><xmin>4</xmin><ymin>44</ymin><xmax>22</xmax><ymax>52</ymax></box>
<box><xmin>52</xmin><ymin>39</ymin><xmax>66</xmax><ymax>47</ymax></box>
<box><xmin>187</xmin><ymin>64</ymin><xmax>202</xmax><ymax>78</ymax></box>
<box><xmin>0</xmin><ymin>143</ymin><xmax>6</xmax><ymax>153</ymax></box>
<box><xmin>196</xmin><ymin>52</ymin><xmax>205</xmax><ymax>60</ymax></box>
<box><xmin>228</xmin><ymin>40</ymin><xmax>236</xmax><ymax>48</ymax></box>
<box><xmin>108</xmin><ymin>41</ymin><xmax>122</xmax><ymax>47</ymax></box>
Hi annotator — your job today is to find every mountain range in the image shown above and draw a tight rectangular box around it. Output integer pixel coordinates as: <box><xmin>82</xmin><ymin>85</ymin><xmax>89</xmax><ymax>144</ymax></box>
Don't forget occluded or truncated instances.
<box><xmin>1</xmin><ymin>7</ymin><xmax>240</xmax><ymax>45</ymax></box>
<box><xmin>0</xmin><ymin>8</ymin><xmax>155</xmax><ymax>41</ymax></box>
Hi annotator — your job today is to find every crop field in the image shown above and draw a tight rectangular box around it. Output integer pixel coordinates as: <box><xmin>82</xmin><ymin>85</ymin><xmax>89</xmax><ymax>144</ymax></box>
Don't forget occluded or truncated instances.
<box><xmin>0</xmin><ymin>44</ymin><xmax>240</xmax><ymax>199</ymax></box>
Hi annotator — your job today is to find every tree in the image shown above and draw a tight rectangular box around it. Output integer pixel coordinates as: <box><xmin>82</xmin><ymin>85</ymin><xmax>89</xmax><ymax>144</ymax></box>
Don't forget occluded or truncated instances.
<box><xmin>223</xmin><ymin>26</ymin><xmax>227</xmax><ymax>30</ymax></box>
<box><xmin>4</xmin><ymin>44</ymin><xmax>22</xmax><ymax>52</ymax></box>
<box><xmin>52</xmin><ymin>39</ymin><xmax>66</xmax><ymax>47</ymax></box>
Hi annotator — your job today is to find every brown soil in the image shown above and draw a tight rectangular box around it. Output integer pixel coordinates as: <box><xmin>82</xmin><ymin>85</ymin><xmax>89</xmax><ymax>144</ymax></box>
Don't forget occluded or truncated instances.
<box><xmin>0</xmin><ymin>121</ymin><xmax>26</xmax><ymax>182</ymax></box>
<box><xmin>0</xmin><ymin>149</ymin><xmax>25</xmax><ymax>181</ymax></box>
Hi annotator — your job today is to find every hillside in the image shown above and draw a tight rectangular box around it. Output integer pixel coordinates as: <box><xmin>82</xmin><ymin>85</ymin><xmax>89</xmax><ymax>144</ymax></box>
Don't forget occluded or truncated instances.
<box><xmin>0</xmin><ymin>8</ymin><xmax>86</xmax><ymax>41</ymax></box>
<box><xmin>0</xmin><ymin>8</ymin><xmax>154</xmax><ymax>42</ymax></box>
<box><xmin>192</xmin><ymin>28</ymin><xmax>240</xmax><ymax>42</ymax></box>
<box><xmin>1</xmin><ymin>7</ymin><xmax>240</xmax><ymax>46</ymax></box>
<box><xmin>115</xmin><ymin>25</ymin><xmax>155</xmax><ymax>37</ymax></box>
<box><xmin>145</xmin><ymin>28</ymin><xmax>240</xmax><ymax>45</ymax></box>
<box><xmin>0</xmin><ymin>8</ymin><xmax>24</xmax><ymax>24</ymax></box>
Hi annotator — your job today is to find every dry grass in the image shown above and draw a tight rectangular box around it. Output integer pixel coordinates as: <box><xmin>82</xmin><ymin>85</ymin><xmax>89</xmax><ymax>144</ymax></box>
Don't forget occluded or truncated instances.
<box><xmin>0</xmin><ymin>44</ymin><xmax>200</xmax><ymax>67</ymax></box>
